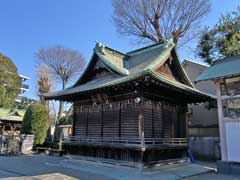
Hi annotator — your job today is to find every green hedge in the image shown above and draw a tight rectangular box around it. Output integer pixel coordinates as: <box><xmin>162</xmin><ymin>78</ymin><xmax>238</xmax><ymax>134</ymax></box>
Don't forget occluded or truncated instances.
<box><xmin>21</xmin><ymin>103</ymin><xmax>48</xmax><ymax>145</ymax></box>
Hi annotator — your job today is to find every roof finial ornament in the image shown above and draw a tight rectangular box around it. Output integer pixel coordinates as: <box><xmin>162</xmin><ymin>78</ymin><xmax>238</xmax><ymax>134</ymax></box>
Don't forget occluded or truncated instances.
<box><xmin>165</xmin><ymin>38</ymin><xmax>174</xmax><ymax>48</ymax></box>
<box><xmin>95</xmin><ymin>41</ymin><xmax>106</xmax><ymax>55</ymax></box>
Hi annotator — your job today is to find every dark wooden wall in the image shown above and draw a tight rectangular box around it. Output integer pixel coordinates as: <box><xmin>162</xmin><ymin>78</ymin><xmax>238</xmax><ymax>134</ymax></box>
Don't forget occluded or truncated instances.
<box><xmin>74</xmin><ymin>98</ymin><xmax>185</xmax><ymax>139</ymax></box>
<box><xmin>143</xmin><ymin>100</ymin><xmax>180</xmax><ymax>138</ymax></box>
<box><xmin>74</xmin><ymin>99</ymin><xmax>140</xmax><ymax>137</ymax></box>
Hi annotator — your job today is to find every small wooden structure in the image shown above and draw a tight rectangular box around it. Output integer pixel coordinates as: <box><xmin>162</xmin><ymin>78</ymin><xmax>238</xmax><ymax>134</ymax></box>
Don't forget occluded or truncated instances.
<box><xmin>196</xmin><ymin>56</ymin><xmax>240</xmax><ymax>165</ymax></box>
<box><xmin>0</xmin><ymin>108</ymin><xmax>24</xmax><ymax>136</ymax></box>
<box><xmin>58</xmin><ymin>125</ymin><xmax>72</xmax><ymax>139</ymax></box>
<box><xmin>45</xmin><ymin>39</ymin><xmax>211</xmax><ymax>164</ymax></box>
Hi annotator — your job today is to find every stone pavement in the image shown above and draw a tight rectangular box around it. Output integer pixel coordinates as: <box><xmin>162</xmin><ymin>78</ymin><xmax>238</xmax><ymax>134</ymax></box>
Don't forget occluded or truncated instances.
<box><xmin>184</xmin><ymin>172</ymin><xmax>240</xmax><ymax>180</ymax></box>
<box><xmin>0</xmin><ymin>155</ymin><xmax>239</xmax><ymax>180</ymax></box>
<box><xmin>0</xmin><ymin>173</ymin><xmax>78</xmax><ymax>180</ymax></box>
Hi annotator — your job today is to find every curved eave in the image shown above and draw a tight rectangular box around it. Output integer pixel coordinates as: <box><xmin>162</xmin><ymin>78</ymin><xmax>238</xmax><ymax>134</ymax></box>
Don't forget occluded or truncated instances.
<box><xmin>150</xmin><ymin>71</ymin><xmax>215</xmax><ymax>102</ymax></box>
<box><xmin>44</xmin><ymin>70</ymin><xmax>148</xmax><ymax>101</ymax></box>
<box><xmin>44</xmin><ymin>69</ymin><xmax>214</xmax><ymax>103</ymax></box>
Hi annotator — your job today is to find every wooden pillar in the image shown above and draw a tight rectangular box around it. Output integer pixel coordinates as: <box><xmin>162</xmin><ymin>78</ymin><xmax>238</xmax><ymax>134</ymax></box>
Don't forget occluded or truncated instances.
<box><xmin>216</xmin><ymin>80</ymin><xmax>228</xmax><ymax>161</ymax></box>
<box><xmin>72</xmin><ymin>104</ymin><xmax>76</xmax><ymax>136</ymax></box>
<box><xmin>118</xmin><ymin>102</ymin><xmax>121</xmax><ymax>137</ymax></box>
<box><xmin>86</xmin><ymin>107</ymin><xmax>89</xmax><ymax>136</ymax></box>
<box><xmin>152</xmin><ymin>102</ymin><xmax>155</xmax><ymax>138</ymax></box>
<box><xmin>101</xmin><ymin>104</ymin><xmax>103</xmax><ymax>137</ymax></box>
<box><xmin>161</xmin><ymin>102</ymin><xmax>165</xmax><ymax>138</ymax></box>
<box><xmin>139</xmin><ymin>98</ymin><xmax>145</xmax><ymax>148</ymax></box>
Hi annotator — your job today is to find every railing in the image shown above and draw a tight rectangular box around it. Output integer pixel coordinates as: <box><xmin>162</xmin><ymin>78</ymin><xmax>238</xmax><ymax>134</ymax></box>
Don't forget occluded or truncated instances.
<box><xmin>21</xmin><ymin>84</ymin><xmax>29</xmax><ymax>90</ymax></box>
<box><xmin>62</xmin><ymin>136</ymin><xmax>187</xmax><ymax>147</ymax></box>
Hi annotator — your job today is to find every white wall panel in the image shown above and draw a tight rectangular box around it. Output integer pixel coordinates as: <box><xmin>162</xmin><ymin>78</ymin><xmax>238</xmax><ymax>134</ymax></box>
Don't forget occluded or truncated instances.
<box><xmin>225</xmin><ymin>122</ymin><xmax>240</xmax><ymax>162</ymax></box>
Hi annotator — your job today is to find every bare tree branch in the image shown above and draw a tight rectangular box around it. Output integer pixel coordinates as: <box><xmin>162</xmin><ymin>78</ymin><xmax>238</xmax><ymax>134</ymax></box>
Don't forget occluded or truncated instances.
<box><xmin>35</xmin><ymin>46</ymin><xmax>86</xmax><ymax>119</ymax></box>
<box><xmin>112</xmin><ymin>0</ymin><xmax>211</xmax><ymax>45</ymax></box>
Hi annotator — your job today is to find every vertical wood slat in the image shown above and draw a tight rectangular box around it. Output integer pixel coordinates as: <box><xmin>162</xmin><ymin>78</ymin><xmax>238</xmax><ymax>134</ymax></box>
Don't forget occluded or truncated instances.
<box><xmin>103</xmin><ymin>103</ymin><xmax>119</xmax><ymax>137</ymax></box>
<box><xmin>101</xmin><ymin>104</ymin><xmax>103</xmax><ymax>137</ymax></box>
<box><xmin>88</xmin><ymin>105</ymin><xmax>101</xmax><ymax>137</ymax></box>
<box><xmin>143</xmin><ymin>101</ymin><xmax>153</xmax><ymax>138</ymax></box>
<box><xmin>153</xmin><ymin>102</ymin><xmax>163</xmax><ymax>138</ymax></box>
<box><xmin>74</xmin><ymin>99</ymin><xmax>181</xmax><ymax>140</ymax></box>
<box><xmin>121</xmin><ymin>101</ymin><xmax>140</xmax><ymax>137</ymax></box>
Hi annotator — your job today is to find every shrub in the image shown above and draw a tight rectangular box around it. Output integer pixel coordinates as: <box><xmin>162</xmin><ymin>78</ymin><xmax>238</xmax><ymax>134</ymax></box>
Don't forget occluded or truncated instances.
<box><xmin>21</xmin><ymin>103</ymin><xmax>48</xmax><ymax>145</ymax></box>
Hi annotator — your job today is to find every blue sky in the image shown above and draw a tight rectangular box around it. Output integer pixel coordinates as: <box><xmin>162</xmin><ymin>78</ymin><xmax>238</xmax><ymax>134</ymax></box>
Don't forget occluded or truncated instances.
<box><xmin>0</xmin><ymin>0</ymin><xmax>239</xmax><ymax>100</ymax></box>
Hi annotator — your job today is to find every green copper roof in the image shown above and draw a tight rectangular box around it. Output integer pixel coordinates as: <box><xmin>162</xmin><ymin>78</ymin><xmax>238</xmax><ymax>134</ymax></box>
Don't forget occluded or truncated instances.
<box><xmin>0</xmin><ymin>108</ymin><xmax>25</xmax><ymax>122</ymax></box>
<box><xmin>45</xmin><ymin>39</ymin><xmax>209</xmax><ymax>101</ymax></box>
<box><xmin>196</xmin><ymin>56</ymin><xmax>240</xmax><ymax>82</ymax></box>
<box><xmin>45</xmin><ymin>69</ymin><xmax>210</xmax><ymax>100</ymax></box>
<box><xmin>95</xmin><ymin>51</ymin><xmax>129</xmax><ymax>75</ymax></box>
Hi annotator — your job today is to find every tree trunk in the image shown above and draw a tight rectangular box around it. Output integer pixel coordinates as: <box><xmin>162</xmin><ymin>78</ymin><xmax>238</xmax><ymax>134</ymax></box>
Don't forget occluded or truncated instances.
<box><xmin>57</xmin><ymin>80</ymin><xmax>66</xmax><ymax>119</ymax></box>
<box><xmin>172</xmin><ymin>29</ymin><xmax>181</xmax><ymax>45</ymax></box>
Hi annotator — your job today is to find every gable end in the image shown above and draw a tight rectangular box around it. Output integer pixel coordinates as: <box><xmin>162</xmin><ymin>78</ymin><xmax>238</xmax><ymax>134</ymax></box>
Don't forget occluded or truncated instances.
<box><xmin>154</xmin><ymin>51</ymin><xmax>193</xmax><ymax>87</ymax></box>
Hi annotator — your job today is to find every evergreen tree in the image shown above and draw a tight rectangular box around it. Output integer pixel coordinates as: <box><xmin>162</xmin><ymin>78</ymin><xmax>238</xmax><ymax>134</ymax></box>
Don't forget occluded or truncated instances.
<box><xmin>196</xmin><ymin>7</ymin><xmax>240</xmax><ymax>64</ymax></box>
<box><xmin>0</xmin><ymin>53</ymin><xmax>21</xmax><ymax>107</ymax></box>
<box><xmin>21</xmin><ymin>103</ymin><xmax>48</xmax><ymax>145</ymax></box>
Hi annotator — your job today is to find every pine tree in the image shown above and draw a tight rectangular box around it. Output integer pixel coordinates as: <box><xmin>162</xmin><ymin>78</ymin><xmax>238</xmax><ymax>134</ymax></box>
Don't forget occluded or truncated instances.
<box><xmin>196</xmin><ymin>7</ymin><xmax>240</xmax><ymax>64</ymax></box>
<box><xmin>0</xmin><ymin>53</ymin><xmax>21</xmax><ymax>107</ymax></box>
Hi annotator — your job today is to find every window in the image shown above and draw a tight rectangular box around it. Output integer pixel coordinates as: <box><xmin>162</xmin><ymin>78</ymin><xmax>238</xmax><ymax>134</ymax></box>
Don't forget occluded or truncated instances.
<box><xmin>221</xmin><ymin>77</ymin><xmax>240</xmax><ymax>96</ymax></box>
<box><xmin>221</xmin><ymin>76</ymin><xmax>240</xmax><ymax>119</ymax></box>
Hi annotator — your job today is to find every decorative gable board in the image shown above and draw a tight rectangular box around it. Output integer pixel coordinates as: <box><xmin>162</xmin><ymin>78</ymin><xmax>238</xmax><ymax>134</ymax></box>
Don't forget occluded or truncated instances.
<box><xmin>154</xmin><ymin>53</ymin><xmax>192</xmax><ymax>86</ymax></box>
<box><xmin>77</xmin><ymin>55</ymin><xmax>116</xmax><ymax>85</ymax></box>
<box><xmin>85</xmin><ymin>60</ymin><xmax>112</xmax><ymax>81</ymax></box>
<box><xmin>155</xmin><ymin>59</ymin><xmax>177</xmax><ymax>81</ymax></box>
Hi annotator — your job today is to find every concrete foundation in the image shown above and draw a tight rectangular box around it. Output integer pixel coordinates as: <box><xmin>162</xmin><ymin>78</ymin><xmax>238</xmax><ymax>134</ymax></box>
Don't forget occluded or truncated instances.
<box><xmin>217</xmin><ymin>161</ymin><xmax>240</xmax><ymax>174</ymax></box>
<box><xmin>189</xmin><ymin>137</ymin><xmax>221</xmax><ymax>160</ymax></box>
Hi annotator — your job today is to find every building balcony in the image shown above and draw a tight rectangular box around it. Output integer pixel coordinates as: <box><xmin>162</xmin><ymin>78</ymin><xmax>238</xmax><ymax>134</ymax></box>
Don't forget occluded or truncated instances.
<box><xmin>19</xmin><ymin>74</ymin><xmax>30</xmax><ymax>81</ymax></box>
<box><xmin>62</xmin><ymin>136</ymin><xmax>187</xmax><ymax>150</ymax></box>
<box><xmin>15</xmin><ymin>96</ymin><xmax>27</xmax><ymax>102</ymax></box>
<box><xmin>21</xmin><ymin>84</ymin><xmax>29</xmax><ymax>90</ymax></box>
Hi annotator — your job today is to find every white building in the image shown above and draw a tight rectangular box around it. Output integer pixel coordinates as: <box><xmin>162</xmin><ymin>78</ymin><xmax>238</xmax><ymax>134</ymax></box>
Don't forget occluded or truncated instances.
<box><xmin>15</xmin><ymin>74</ymin><xmax>30</xmax><ymax>103</ymax></box>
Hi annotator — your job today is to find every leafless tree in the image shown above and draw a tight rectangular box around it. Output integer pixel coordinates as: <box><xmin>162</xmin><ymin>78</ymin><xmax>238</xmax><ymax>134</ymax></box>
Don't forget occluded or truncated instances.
<box><xmin>112</xmin><ymin>0</ymin><xmax>211</xmax><ymax>45</ymax></box>
<box><xmin>36</xmin><ymin>46</ymin><xmax>85</xmax><ymax>119</ymax></box>
<box><xmin>36</xmin><ymin>65</ymin><xmax>54</xmax><ymax>111</ymax></box>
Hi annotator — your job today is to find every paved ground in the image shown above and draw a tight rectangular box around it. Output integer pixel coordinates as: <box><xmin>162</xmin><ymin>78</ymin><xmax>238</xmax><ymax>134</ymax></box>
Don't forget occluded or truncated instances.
<box><xmin>184</xmin><ymin>172</ymin><xmax>240</xmax><ymax>180</ymax></box>
<box><xmin>0</xmin><ymin>155</ymin><xmax>239</xmax><ymax>180</ymax></box>
<box><xmin>0</xmin><ymin>155</ymin><xmax>114</xmax><ymax>180</ymax></box>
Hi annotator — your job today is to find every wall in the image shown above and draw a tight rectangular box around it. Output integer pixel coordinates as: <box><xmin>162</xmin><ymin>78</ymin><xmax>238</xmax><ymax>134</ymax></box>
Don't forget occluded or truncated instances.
<box><xmin>182</xmin><ymin>60</ymin><xmax>219</xmax><ymax>129</ymax></box>
<box><xmin>182</xmin><ymin>60</ymin><xmax>220</xmax><ymax>160</ymax></box>
<box><xmin>189</xmin><ymin>137</ymin><xmax>221</xmax><ymax>160</ymax></box>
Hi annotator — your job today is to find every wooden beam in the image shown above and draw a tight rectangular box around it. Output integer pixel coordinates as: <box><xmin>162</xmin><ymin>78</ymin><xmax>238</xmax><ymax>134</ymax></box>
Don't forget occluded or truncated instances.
<box><xmin>216</xmin><ymin>80</ymin><xmax>228</xmax><ymax>161</ymax></box>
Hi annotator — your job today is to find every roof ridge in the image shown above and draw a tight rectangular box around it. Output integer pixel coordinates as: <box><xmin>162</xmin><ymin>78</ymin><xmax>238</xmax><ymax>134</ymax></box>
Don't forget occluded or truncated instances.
<box><xmin>126</xmin><ymin>41</ymin><xmax>165</xmax><ymax>55</ymax></box>
<box><xmin>94</xmin><ymin>42</ymin><xmax>127</xmax><ymax>56</ymax></box>
<box><xmin>213</xmin><ymin>55</ymin><xmax>240</xmax><ymax>65</ymax></box>
<box><xmin>95</xmin><ymin>52</ymin><xmax>129</xmax><ymax>75</ymax></box>
<box><xmin>183</xmin><ymin>59</ymin><xmax>209</xmax><ymax>67</ymax></box>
